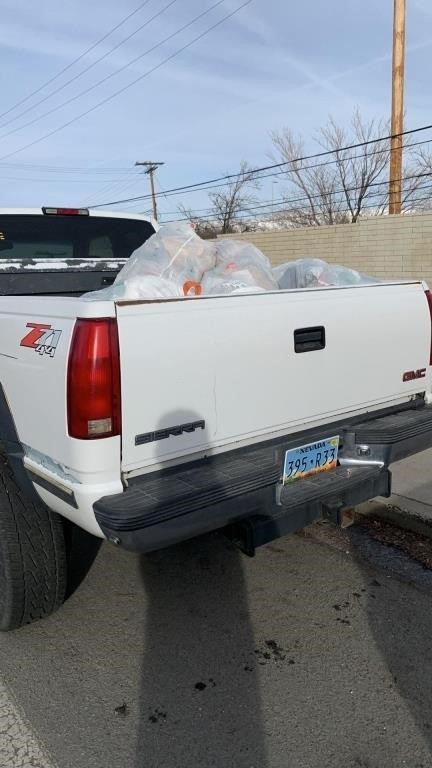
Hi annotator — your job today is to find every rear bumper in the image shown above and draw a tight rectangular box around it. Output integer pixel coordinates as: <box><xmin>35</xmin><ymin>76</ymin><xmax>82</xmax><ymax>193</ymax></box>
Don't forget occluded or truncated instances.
<box><xmin>94</xmin><ymin>401</ymin><xmax>432</xmax><ymax>553</ymax></box>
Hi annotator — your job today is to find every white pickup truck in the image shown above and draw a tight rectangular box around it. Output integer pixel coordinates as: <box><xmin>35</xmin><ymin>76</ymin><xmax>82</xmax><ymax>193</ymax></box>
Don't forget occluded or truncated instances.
<box><xmin>1</xmin><ymin>206</ymin><xmax>432</xmax><ymax>631</ymax></box>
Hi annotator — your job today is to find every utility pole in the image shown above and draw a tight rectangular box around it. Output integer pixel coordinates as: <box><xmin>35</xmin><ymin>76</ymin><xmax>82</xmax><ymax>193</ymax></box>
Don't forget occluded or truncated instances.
<box><xmin>135</xmin><ymin>161</ymin><xmax>164</xmax><ymax>221</ymax></box>
<box><xmin>389</xmin><ymin>0</ymin><xmax>406</xmax><ymax>215</ymax></box>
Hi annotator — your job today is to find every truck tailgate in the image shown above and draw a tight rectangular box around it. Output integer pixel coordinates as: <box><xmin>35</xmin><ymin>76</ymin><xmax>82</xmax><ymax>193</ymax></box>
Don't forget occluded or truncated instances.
<box><xmin>115</xmin><ymin>282</ymin><xmax>431</xmax><ymax>474</ymax></box>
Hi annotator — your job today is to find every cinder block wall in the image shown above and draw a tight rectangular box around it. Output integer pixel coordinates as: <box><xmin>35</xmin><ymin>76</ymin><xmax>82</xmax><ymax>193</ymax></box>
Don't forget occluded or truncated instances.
<box><xmin>218</xmin><ymin>213</ymin><xmax>432</xmax><ymax>282</ymax></box>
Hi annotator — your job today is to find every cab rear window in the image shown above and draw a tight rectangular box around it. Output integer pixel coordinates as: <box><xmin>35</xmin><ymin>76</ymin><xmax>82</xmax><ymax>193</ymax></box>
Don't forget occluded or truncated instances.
<box><xmin>0</xmin><ymin>215</ymin><xmax>155</xmax><ymax>260</ymax></box>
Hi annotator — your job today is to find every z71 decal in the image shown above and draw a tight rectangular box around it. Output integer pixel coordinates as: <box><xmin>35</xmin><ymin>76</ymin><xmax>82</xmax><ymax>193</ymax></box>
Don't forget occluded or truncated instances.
<box><xmin>20</xmin><ymin>322</ymin><xmax>62</xmax><ymax>358</ymax></box>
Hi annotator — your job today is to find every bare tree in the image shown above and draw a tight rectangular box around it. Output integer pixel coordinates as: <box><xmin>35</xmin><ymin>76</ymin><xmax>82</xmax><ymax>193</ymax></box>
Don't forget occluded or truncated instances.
<box><xmin>178</xmin><ymin>162</ymin><xmax>260</xmax><ymax>234</ymax></box>
<box><xmin>271</xmin><ymin>129</ymin><xmax>347</xmax><ymax>226</ymax></box>
<box><xmin>406</xmin><ymin>146</ymin><xmax>432</xmax><ymax>211</ymax></box>
<box><xmin>176</xmin><ymin>206</ymin><xmax>218</xmax><ymax>238</ymax></box>
<box><xmin>271</xmin><ymin>109</ymin><xmax>423</xmax><ymax>225</ymax></box>
<box><xmin>208</xmin><ymin>161</ymin><xmax>260</xmax><ymax>233</ymax></box>
<box><xmin>176</xmin><ymin>111</ymin><xmax>429</xmax><ymax>233</ymax></box>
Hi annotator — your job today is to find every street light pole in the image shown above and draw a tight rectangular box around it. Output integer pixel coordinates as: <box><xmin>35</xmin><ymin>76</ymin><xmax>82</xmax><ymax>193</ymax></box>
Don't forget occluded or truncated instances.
<box><xmin>135</xmin><ymin>161</ymin><xmax>164</xmax><ymax>221</ymax></box>
<box><xmin>389</xmin><ymin>0</ymin><xmax>406</xmax><ymax>215</ymax></box>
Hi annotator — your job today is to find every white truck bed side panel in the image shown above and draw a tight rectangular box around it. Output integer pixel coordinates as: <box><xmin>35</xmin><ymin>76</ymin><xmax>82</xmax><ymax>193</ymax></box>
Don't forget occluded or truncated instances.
<box><xmin>0</xmin><ymin>296</ymin><xmax>121</xmax><ymax>491</ymax></box>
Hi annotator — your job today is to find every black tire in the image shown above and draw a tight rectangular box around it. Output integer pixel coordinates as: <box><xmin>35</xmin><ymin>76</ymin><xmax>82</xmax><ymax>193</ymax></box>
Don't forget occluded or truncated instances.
<box><xmin>0</xmin><ymin>455</ymin><xmax>66</xmax><ymax>631</ymax></box>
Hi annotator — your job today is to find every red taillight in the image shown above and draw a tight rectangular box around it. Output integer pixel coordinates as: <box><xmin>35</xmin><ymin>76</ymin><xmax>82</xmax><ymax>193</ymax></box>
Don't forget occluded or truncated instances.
<box><xmin>67</xmin><ymin>319</ymin><xmax>121</xmax><ymax>439</ymax></box>
<box><xmin>426</xmin><ymin>290</ymin><xmax>432</xmax><ymax>365</ymax></box>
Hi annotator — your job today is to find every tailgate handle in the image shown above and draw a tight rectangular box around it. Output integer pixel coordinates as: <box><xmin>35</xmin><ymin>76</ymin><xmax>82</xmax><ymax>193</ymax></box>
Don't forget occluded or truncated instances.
<box><xmin>294</xmin><ymin>326</ymin><xmax>326</xmax><ymax>353</ymax></box>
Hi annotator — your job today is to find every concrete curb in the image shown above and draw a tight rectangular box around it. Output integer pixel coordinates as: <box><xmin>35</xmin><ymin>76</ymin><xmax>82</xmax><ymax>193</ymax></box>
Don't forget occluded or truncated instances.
<box><xmin>355</xmin><ymin>499</ymin><xmax>432</xmax><ymax>541</ymax></box>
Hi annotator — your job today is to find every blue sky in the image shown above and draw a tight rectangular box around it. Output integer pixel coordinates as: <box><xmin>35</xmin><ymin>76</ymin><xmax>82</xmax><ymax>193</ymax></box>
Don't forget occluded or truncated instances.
<box><xmin>0</xmin><ymin>0</ymin><xmax>431</xmax><ymax>218</ymax></box>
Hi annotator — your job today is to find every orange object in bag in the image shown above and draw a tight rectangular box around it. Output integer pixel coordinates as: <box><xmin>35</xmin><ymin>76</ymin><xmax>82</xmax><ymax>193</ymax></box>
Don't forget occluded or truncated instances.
<box><xmin>183</xmin><ymin>281</ymin><xmax>202</xmax><ymax>296</ymax></box>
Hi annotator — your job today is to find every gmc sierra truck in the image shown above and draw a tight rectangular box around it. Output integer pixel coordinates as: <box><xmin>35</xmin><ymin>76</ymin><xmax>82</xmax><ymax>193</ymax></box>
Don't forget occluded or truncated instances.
<box><xmin>1</xmin><ymin>206</ymin><xmax>432</xmax><ymax>631</ymax></box>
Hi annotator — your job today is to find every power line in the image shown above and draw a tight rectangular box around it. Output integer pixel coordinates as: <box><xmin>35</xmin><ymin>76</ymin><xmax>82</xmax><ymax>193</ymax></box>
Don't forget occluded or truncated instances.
<box><xmin>4</xmin><ymin>134</ymin><xmax>423</xmax><ymax>210</ymax></box>
<box><xmin>82</xmin><ymin>172</ymin><xmax>145</xmax><ymax>204</ymax></box>
<box><xmin>0</xmin><ymin>165</ymin><xmax>134</xmax><ymax>174</ymax></box>
<box><xmin>0</xmin><ymin>161</ymin><xmax>140</xmax><ymax>174</ymax></box>
<box><xmin>189</xmin><ymin>190</ymin><xmax>432</xmax><ymax>226</ymax></box>
<box><xmin>8</xmin><ymin>132</ymin><xmax>431</xmax><ymax>178</ymax></box>
<box><xmin>0</xmin><ymin>0</ymin><xmax>250</xmax><ymax>163</ymax></box>
<box><xmin>158</xmin><ymin>172</ymin><xmax>432</xmax><ymax>222</ymax></box>
<box><xmin>1</xmin><ymin>131</ymin><xmax>429</xmax><ymax>180</ymax></box>
<box><xmin>0</xmin><ymin>174</ymin><xmax>140</xmax><ymax>183</ymax></box>
<box><xmin>89</xmin><ymin>123</ymin><xmax>432</xmax><ymax>208</ymax></box>
<box><xmin>226</xmin><ymin>185</ymin><xmax>432</xmax><ymax>220</ymax></box>
<box><xmin>0</xmin><ymin>0</ymin><xmax>180</xmax><ymax>137</ymax></box>
<box><xmin>0</xmin><ymin>0</ymin><xmax>154</xmax><ymax>122</ymax></box>
<box><xmin>261</xmin><ymin>190</ymin><xmax>432</xmax><ymax>218</ymax></box>
<box><xmin>149</xmin><ymin>137</ymin><xmax>432</xmax><ymax>203</ymax></box>
<box><xmin>0</xmin><ymin>121</ymin><xmax>429</xmax><ymax>189</ymax></box>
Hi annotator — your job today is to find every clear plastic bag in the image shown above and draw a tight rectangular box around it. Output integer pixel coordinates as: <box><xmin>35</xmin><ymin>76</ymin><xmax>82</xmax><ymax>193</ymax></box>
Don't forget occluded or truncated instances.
<box><xmin>318</xmin><ymin>264</ymin><xmax>377</xmax><ymax>286</ymax></box>
<box><xmin>201</xmin><ymin>240</ymin><xmax>278</xmax><ymax>295</ymax></box>
<box><xmin>83</xmin><ymin>223</ymin><xmax>216</xmax><ymax>301</ymax></box>
<box><xmin>274</xmin><ymin>258</ymin><xmax>378</xmax><ymax>289</ymax></box>
<box><xmin>83</xmin><ymin>225</ymin><xmax>378</xmax><ymax>302</ymax></box>
<box><xmin>201</xmin><ymin>270</ymin><xmax>268</xmax><ymax>295</ymax></box>
<box><xmin>82</xmin><ymin>275</ymin><xmax>183</xmax><ymax>301</ymax></box>
<box><xmin>125</xmin><ymin>222</ymin><xmax>215</xmax><ymax>284</ymax></box>
<box><xmin>273</xmin><ymin>259</ymin><xmax>328</xmax><ymax>289</ymax></box>
<box><xmin>214</xmin><ymin>240</ymin><xmax>273</xmax><ymax>271</ymax></box>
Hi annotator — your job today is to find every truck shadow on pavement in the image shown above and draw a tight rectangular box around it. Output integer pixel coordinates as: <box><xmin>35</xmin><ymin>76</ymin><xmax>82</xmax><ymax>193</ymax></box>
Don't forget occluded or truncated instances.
<box><xmin>135</xmin><ymin>533</ymin><xmax>268</xmax><ymax>768</ymax></box>
<box><xmin>63</xmin><ymin>519</ymin><xmax>102</xmax><ymax>599</ymax></box>
<box><xmin>133</xmin><ymin>408</ymin><xmax>267</xmax><ymax>767</ymax></box>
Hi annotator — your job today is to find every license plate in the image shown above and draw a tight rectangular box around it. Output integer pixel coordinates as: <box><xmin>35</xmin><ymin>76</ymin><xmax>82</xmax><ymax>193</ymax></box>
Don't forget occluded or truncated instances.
<box><xmin>283</xmin><ymin>436</ymin><xmax>339</xmax><ymax>484</ymax></box>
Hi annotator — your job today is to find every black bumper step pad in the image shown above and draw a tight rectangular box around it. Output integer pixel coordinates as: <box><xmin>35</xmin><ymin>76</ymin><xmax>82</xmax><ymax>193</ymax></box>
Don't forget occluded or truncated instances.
<box><xmin>95</xmin><ymin>450</ymin><xmax>283</xmax><ymax>532</ymax></box>
<box><xmin>354</xmin><ymin>406</ymin><xmax>432</xmax><ymax>444</ymax></box>
<box><xmin>279</xmin><ymin>464</ymin><xmax>387</xmax><ymax>514</ymax></box>
<box><xmin>96</xmin><ymin>454</ymin><xmax>388</xmax><ymax>534</ymax></box>
<box><xmin>95</xmin><ymin>405</ymin><xmax>432</xmax><ymax>537</ymax></box>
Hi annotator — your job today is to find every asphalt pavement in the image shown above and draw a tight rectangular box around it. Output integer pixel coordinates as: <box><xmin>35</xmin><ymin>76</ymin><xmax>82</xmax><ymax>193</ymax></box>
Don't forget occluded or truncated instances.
<box><xmin>1</xmin><ymin>509</ymin><xmax>432</xmax><ymax>768</ymax></box>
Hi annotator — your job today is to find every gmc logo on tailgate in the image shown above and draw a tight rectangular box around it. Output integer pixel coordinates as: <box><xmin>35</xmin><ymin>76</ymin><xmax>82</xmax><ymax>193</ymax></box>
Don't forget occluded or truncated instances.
<box><xmin>403</xmin><ymin>368</ymin><xmax>426</xmax><ymax>382</ymax></box>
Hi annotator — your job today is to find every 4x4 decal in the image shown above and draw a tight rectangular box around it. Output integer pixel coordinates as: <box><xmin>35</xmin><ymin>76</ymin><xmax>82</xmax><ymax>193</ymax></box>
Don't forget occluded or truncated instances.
<box><xmin>20</xmin><ymin>322</ymin><xmax>62</xmax><ymax>358</ymax></box>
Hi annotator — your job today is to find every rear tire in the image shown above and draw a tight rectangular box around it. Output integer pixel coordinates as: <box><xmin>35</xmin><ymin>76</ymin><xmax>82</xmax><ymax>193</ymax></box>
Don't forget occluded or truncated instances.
<box><xmin>0</xmin><ymin>455</ymin><xmax>66</xmax><ymax>631</ymax></box>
